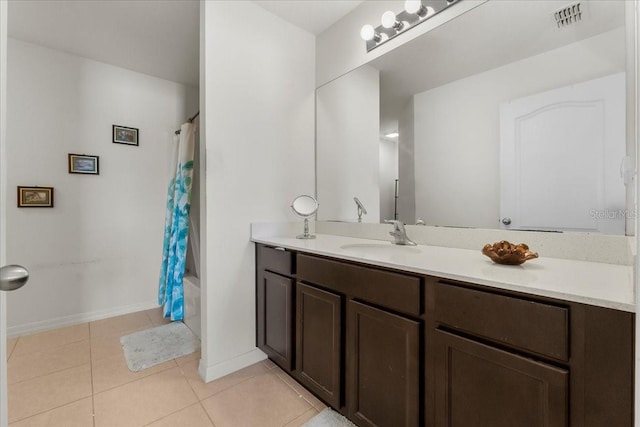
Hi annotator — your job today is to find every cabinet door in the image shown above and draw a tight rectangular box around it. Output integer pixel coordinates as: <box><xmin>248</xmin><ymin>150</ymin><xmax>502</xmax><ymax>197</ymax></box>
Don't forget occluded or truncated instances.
<box><xmin>347</xmin><ymin>300</ymin><xmax>420</xmax><ymax>427</ymax></box>
<box><xmin>296</xmin><ymin>282</ymin><xmax>342</xmax><ymax>408</ymax></box>
<box><xmin>435</xmin><ymin>329</ymin><xmax>568</xmax><ymax>427</ymax></box>
<box><xmin>257</xmin><ymin>270</ymin><xmax>294</xmax><ymax>371</ymax></box>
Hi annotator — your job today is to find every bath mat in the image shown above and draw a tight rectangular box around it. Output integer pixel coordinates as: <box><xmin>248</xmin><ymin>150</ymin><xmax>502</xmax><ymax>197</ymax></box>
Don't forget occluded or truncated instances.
<box><xmin>303</xmin><ymin>408</ymin><xmax>358</xmax><ymax>427</ymax></box>
<box><xmin>120</xmin><ymin>322</ymin><xmax>199</xmax><ymax>372</ymax></box>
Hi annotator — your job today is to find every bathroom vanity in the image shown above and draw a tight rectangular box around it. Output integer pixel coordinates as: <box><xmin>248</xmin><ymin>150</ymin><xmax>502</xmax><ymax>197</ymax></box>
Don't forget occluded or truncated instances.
<box><xmin>254</xmin><ymin>235</ymin><xmax>634</xmax><ymax>427</ymax></box>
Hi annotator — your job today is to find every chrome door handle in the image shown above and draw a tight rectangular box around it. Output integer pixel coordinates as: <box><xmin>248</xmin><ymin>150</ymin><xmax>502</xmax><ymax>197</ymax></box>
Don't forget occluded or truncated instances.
<box><xmin>0</xmin><ymin>265</ymin><xmax>29</xmax><ymax>291</ymax></box>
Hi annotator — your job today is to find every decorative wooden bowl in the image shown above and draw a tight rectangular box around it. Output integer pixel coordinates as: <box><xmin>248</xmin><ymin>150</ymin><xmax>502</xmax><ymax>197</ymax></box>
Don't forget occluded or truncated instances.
<box><xmin>482</xmin><ymin>240</ymin><xmax>538</xmax><ymax>265</ymax></box>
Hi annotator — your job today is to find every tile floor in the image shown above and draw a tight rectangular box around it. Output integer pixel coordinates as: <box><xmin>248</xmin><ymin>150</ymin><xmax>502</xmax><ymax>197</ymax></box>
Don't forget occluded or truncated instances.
<box><xmin>6</xmin><ymin>308</ymin><xmax>326</xmax><ymax>426</ymax></box>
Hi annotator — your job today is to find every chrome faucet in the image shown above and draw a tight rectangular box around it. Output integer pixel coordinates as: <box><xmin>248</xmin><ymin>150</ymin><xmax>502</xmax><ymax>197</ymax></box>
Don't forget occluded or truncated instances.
<box><xmin>385</xmin><ymin>220</ymin><xmax>417</xmax><ymax>246</ymax></box>
<box><xmin>354</xmin><ymin>197</ymin><xmax>367</xmax><ymax>223</ymax></box>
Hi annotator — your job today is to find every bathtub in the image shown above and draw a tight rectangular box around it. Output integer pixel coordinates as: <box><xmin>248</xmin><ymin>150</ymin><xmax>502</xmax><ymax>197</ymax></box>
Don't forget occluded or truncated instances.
<box><xmin>183</xmin><ymin>275</ymin><xmax>201</xmax><ymax>338</ymax></box>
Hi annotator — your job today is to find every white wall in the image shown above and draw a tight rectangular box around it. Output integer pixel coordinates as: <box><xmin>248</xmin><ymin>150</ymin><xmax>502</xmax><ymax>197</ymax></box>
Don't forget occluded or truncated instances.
<box><xmin>184</xmin><ymin>88</ymin><xmax>200</xmax><ymax>278</ymax></box>
<box><xmin>317</xmin><ymin>65</ymin><xmax>380</xmax><ymax>223</ymax></box>
<box><xmin>413</xmin><ymin>28</ymin><xmax>626</xmax><ymax>229</ymax></box>
<box><xmin>200</xmin><ymin>1</ymin><xmax>315</xmax><ymax>380</ymax></box>
<box><xmin>397</xmin><ymin>98</ymin><xmax>415</xmax><ymax>224</ymax></box>
<box><xmin>185</xmin><ymin>126</ymin><xmax>200</xmax><ymax>277</ymax></box>
<box><xmin>316</xmin><ymin>0</ymin><xmax>485</xmax><ymax>86</ymax></box>
<box><xmin>379</xmin><ymin>138</ymin><xmax>398</xmax><ymax>222</ymax></box>
<box><xmin>6</xmin><ymin>39</ymin><xmax>192</xmax><ymax>335</ymax></box>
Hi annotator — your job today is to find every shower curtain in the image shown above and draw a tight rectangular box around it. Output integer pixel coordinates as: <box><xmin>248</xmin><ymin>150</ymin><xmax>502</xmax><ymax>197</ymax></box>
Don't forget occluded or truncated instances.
<box><xmin>158</xmin><ymin>122</ymin><xmax>196</xmax><ymax>321</ymax></box>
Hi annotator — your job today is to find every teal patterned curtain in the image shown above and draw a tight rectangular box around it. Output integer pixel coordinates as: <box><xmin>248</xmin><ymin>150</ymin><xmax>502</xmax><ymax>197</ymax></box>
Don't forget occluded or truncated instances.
<box><xmin>158</xmin><ymin>122</ymin><xmax>196</xmax><ymax>321</ymax></box>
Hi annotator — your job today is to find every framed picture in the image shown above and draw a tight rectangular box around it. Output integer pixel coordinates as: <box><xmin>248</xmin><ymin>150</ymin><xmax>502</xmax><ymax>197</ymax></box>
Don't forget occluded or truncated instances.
<box><xmin>68</xmin><ymin>154</ymin><xmax>99</xmax><ymax>175</ymax></box>
<box><xmin>17</xmin><ymin>186</ymin><xmax>54</xmax><ymax>208</ymax></box>
<box><xmin>112</xmin><ymin>125</ymin><xmax>139</xmax><ymax>146</ymax></box>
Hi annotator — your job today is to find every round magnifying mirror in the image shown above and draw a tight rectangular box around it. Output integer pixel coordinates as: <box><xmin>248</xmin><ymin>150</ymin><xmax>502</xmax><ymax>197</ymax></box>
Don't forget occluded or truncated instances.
<box><xmin>291</xmin><ymin>195</ymin><xmax>318</xmax><ymax>239</ymax></box>
<box><xmin>292</xmin><ymin>195</ymin><xmax>318</xmax><ymax>217</ymax></box>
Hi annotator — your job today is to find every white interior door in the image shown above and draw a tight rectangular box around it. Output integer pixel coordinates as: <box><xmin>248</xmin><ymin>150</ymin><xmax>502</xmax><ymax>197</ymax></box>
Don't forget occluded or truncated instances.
<box><xmin>0</xmin><ymin>8</ymin><xmax>27</xmax><ymax>426</ymax></box>
<box><xmin>500</xmin><ymin>73</ymin><xmax>626</xmax><ymax>234</ymax></box>
<box><xmin>0</xmin><ymin>2</ymin><xmax>8</xmax><ymax>426</ymax></box>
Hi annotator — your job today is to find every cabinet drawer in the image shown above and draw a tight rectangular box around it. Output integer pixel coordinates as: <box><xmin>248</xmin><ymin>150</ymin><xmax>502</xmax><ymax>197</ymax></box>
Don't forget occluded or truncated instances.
<box><xmin>298</xmin><ymin>254</ymin><xmax>422</xmax><ymax>316</ymax></box>
<box><xmin>258</xmin><ymin>245</ymin><xmax>294</xmax><ymax>276</ymax></box>
<box><xmin>434</xmin><ymin>283</ymin><xmax>569</xmax><ymax>361</ymax></box>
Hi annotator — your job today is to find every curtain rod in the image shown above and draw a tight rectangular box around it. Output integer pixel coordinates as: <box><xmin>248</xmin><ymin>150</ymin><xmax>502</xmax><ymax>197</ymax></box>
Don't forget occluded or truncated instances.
<box><xmin>175</xmin><ymin>111</ymin><xmax>200</xmax><ymax>135</ymax></box>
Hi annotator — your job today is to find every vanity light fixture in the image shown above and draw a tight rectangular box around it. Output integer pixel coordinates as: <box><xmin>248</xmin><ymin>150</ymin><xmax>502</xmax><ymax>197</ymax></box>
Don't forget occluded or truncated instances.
<box><xmin>405</xmin><ymin>0</ymin><xmax>426</xmax><ymax>16</ymax></box>
<box><xmin>360</xmin><ymin>24</ymin><xmax>381</xmax><ymax>42</ymax></box>
<box><xmin>360</xmin><ymin>0</ymin><xmax>460</xmax><ymax>52</ymax></box>
<box><xmin>381</xmin><ymin>11</ymin><xmax>404</xmax><ymax>31</ymax></box>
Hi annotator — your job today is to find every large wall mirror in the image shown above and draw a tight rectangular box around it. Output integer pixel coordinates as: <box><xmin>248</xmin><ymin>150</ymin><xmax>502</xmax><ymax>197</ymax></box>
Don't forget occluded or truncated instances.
<box><xmin>316</xmin><ymin>0</ymin><xmax>634</xmax><ymax>235</ymax></box>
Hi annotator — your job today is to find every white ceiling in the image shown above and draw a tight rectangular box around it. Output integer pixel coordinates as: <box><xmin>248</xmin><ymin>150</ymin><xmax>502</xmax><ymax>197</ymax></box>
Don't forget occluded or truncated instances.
<box><xmin>253</xmin><ymin>0</ymin><xmax>364</xmax><ymax>35</ymax></box>
<box><xmin>8</xmin><ymin>0</ymin><xmax>200</xmax><ymax>86</ymax></box>
<box><xmin>7</xmin><ymin>0</ymin><xmax>362</xmax><ymax>88</ymax></box>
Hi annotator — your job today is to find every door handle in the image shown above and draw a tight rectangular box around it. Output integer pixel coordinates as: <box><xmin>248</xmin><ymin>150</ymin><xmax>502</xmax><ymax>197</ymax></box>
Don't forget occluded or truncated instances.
<box><xmin>0</xmin><ymin>265</ymin><xmax>29</xmax><ymax>291</ymax></box>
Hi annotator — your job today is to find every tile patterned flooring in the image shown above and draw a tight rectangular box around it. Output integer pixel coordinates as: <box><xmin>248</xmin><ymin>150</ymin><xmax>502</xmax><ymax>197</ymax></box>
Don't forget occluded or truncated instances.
<box><xmin>6</xmin><ymin>308</ymin><xmax>326</xmax><ymax>426</ymax></box>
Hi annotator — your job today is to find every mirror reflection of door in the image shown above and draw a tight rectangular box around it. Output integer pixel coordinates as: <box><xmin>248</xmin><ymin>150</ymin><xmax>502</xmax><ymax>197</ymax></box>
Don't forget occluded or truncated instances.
<box><xmin>500</xmin><ymin>73</ymin><xmax>626</xmax><ymax>234</ymax></box>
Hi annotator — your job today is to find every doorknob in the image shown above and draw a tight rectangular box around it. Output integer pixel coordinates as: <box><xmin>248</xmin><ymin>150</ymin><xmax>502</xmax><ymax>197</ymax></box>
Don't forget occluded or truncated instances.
<box><xmin>0</xmin><ymin>265</ymin><xmax>29</xmax><ymax>291</ymax></box>
<box><xmin>501</xmin><ymin>217</ymin><xmax>512</xmax><ymax>225</ymax></box>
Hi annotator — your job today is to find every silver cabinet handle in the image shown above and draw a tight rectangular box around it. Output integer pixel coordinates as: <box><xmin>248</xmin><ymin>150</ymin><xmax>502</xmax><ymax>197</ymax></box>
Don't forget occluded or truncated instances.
<box><xmin>502</xmin><ymin>217</ymin><xmax>512</xmax><ymax>225</ymax></box>
<box><xmin>274</xmin><ymin>247</ymin><xmax>286</xmax><ymax>251</ymax></box>
<box><xmin>0</xmin><ymin>265</ymin><xmax>29</xmax><ymax>291</ymax></box>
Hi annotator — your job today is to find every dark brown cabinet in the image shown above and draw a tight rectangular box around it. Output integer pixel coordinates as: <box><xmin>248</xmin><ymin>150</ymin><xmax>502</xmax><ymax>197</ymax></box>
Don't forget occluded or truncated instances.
<box><xmin>254</xmin><ymin>244</ymin><xmax>634</xmax><ymax>427</ymax></box>
<box><xmin>347</xmin><ymin>300</ymin><xmax>420</xmax><ymax>427</ymax></box>
<box><xmin>427</xmin><ymin>279</ymin><xmax>633</xmax><ymax>427</ymax></box>
<box><xmin>256</xmin><ymin>245</ymin><xmax>295</xmax><ymax>371</ymax></box>
<box><xmin>296</xmin><ymin>253</ymin><xmax>423</xmax><ymax>427</ymax></box>
<box><xmin>296</xmin><ymin>283</ymin><xmax>342</xmax><ymax>408</ymax></box>
<box><xmin>434</xmin><ymin>329</ymin><xmax>568</xmax><ymax>427</ymax></box>
<box><xmin>259</xmin><ymin>271</ymin><xmax>294</xmax><ymax>370</ymax></box>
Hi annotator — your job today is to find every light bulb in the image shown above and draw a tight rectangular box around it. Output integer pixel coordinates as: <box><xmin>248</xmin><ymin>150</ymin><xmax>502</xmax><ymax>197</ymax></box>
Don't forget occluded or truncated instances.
<box><xmin>425</xmin><ymin>6</ymin><xmax>435</xmax><ymax>17</ymax></box>
<box><xmin>381</xmin><ymin>11</ymin><xmax>397</xmax><ymax>29</ymax></box>
<box><xmin>360</xmin><ymin>24</ymin><xmax>375</xmax><ymax>41</ymax></box>
<box><xmin>404</xmin><ymin>0</ymin><xmax>422</xmax><ymax>14</ymax></box>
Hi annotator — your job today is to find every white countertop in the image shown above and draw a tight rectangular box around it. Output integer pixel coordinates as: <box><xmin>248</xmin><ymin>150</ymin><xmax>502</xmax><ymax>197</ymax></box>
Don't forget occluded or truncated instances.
<box><xmin>252</xmin><ymin>233</ymin><xmax>635</xmax><ymax>312</ymax></box>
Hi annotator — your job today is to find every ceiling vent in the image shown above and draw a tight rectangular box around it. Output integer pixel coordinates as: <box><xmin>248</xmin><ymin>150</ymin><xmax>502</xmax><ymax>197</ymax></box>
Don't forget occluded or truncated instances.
<box><xmin>554</xmin><ymin>2</ymin><xmax>582</xmax><ymax>28</ymax></box>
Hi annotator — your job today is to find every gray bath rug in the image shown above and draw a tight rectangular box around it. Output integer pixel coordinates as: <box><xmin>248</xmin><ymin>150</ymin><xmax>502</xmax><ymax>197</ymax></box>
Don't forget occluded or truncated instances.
<box><xmin>120</xmin><ymin>321</ymin><xmax>199</xmax><ymax>372</ymax></box>
<box><xmin>303</xmin><ymin>408</ymin><xmax>358</xmax><ymax>427</ymax></box>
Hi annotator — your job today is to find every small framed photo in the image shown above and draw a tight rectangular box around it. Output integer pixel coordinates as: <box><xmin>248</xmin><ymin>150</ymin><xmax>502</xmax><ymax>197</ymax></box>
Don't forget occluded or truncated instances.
<box><xmin>68</xmin><ymin>154</ymin><xmax>99</xmax><ymax>175</ymax></box>
<box><xmin>17</xmin><ymin>186</ymin><xmax>54</xmax><ymax>208</ymax></box>
<box><xmin>113</xmin><ymin>125</ymin><xmax>139</xmax><ymax>146</ymax></box>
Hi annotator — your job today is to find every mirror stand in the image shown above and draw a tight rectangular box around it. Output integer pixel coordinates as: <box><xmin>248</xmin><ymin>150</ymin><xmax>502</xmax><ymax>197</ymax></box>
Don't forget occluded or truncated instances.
<box><xmin>297</xmin><ymin>218</ymin><xmax>316</xmax><ymax>240</ymax></box>
<box><xmin>291</xmin><ymin>195</ymin><xmax>319</xmax><ymax>240</ymax></box>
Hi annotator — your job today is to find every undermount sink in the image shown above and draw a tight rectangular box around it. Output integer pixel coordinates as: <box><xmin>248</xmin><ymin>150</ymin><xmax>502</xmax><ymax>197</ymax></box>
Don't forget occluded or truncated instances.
<box><xmin>339</xmin><ymin>243</ymin><xmax>422</xmax><ymax>256</ymax></box>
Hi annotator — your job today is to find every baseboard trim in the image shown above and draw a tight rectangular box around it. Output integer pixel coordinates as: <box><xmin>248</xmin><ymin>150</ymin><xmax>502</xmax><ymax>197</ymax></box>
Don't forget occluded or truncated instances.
<box><xmin>7</xmin><ymin>300</ymin><xmax>159</xmax><ymax>338</ymax></box>
<box><xmin>199</xmin><ymin>348</ymin><xmax>267</xmax><ymax>383</ymax></box>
